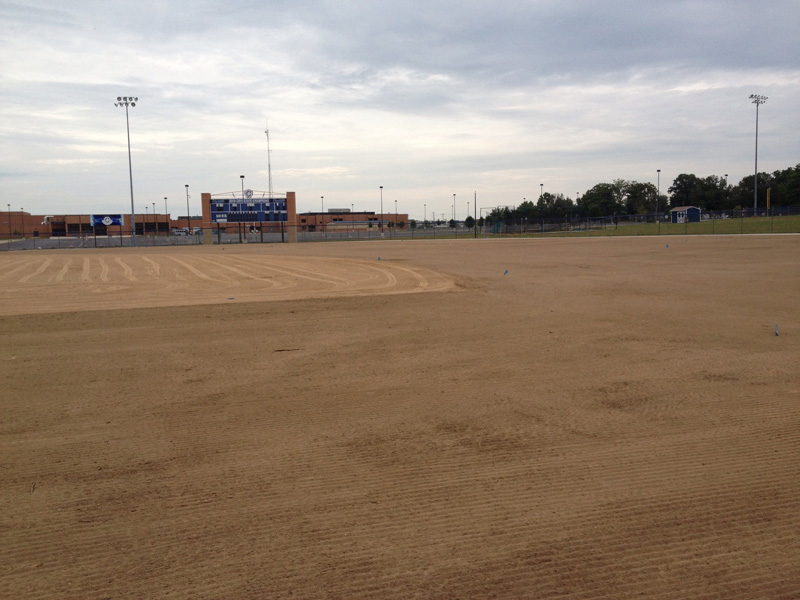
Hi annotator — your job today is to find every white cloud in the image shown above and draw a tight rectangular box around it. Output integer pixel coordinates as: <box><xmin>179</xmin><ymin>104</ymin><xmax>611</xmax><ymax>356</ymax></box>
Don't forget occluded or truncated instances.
<box><xmin>0</xmin><ymin>0</ymin><xmax>798</xmax><ymax>217</ymax></box>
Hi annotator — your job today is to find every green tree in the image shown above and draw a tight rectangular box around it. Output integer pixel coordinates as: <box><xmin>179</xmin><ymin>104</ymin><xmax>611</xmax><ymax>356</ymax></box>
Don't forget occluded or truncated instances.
<box><xmin>465</xmin><ymin>215</ymin><xmax>475</xmax><ymax>229</ymax></box>
<box><xmin>668</xmin><ymin>174</ymin><xmax>700</xmax><ymax>207</ymax></box>
<box><xmin>516</xmin><ymin>200</ymin><xmax>538</xmax><ymax>220</ymax></box>
<box><xmin>624</xmin><ymin>181</ymin><xmax>658</xmax><ymax>215</ymax></box>
<box><xmin>536</xmin><ymin>192</ymin><xmax>574</xmax><ymax>218</ymax></box>
<box><xmin>578</xmin><ymin>183</ymin><xmax>624</xmax><ymax>217</ymax></box>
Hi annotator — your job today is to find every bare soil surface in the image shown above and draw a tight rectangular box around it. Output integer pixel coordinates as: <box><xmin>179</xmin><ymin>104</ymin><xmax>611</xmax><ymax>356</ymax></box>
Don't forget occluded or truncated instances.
<box><xmin>2</xmin><ymin>236</ymin><xmax>799</xmax><ymax>599</ymax></box>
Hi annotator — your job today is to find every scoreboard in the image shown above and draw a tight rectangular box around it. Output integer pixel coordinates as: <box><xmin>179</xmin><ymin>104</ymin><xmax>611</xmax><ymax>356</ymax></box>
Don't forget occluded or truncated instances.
<box><xmin>210</xmin><ymin>190</ymin><xmax>287</xmax><ymax>223</ymax></box>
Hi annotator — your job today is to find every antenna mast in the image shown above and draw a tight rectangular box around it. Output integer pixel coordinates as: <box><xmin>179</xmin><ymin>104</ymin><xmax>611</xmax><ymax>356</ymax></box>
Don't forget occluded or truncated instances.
<box><xmin>265</xmin><ymin>120</ymin><xmax>274</xmax><ymax>199</ymax></box>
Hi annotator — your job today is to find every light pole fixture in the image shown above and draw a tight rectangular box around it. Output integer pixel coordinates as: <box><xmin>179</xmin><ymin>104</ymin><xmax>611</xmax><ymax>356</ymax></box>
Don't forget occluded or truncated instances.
<box><xmin>321</xmin><ymin>196</ymin><xmax>324</xmax><ymax>236</ymax></box>
<box><xmin>656</xmin><ymin>169</ymin><xmax>661</xmax><ymax>213</ymax></box>
<box><xmin>750</xmin><ymin>94</ymin><xmax>767</xmax><ymax>211</ymax></box>
<box><xmin>164</xmin><ymin>197</ymin><xmax>168</xmax><ymax>223</ymax></box>
<box><xmin>453</xmin><ymin>193</ymin><xmax>456</xmax><ymax>221</ymax></box>
<box><xmin>20</xmin><ymin>207</ymin><xmax>24</xmax><ymax>239</ymax></box>
<box><xmin>240</xmin><ymin>175</ymin><xmax>245</xmax><ymax>198</ymax></box>
<box><xmin>185</xmin><ymin>184</ymin><xmax>190</xmax><ymax>233</ymax></box>
<box><xmin>724</xmin><ymin>173</ymin><xmax>728</xmax><ymax>186</ymax></box>
<box><xmin>115</xmin><ymin>96</ymin><xmax>138</xmax><ymax>245</ymax></box>
<box><xmin>395</xmin><ymin>199</ymin><xmax>397</xmax><ymax>227</ymax></box>
<box><xmin>540</xmin><ymin>183</ymin><xmax>543</xmax><ymax>199</ymax></box>
<box><xmin>379</xmin><ymin>186</ymin><xmax>384</xmax><ymax>233</ymax></box>
<box><xmin>7</xmin><ymin>204</ymin><xmax>10</xmax><ymax>246</ymax></box>
<box><xmin>424</xmin><ymin>203</ymin><xmax>426</xmax><ymax>224</ymax></box>
<box><xmin>152</xmin><ymin>202</ymin><xmax>156</xmax><ymax>235</ymax></box>
<box><xmin>145</xmin><ymin>205</ymin><xmax>149</xmax><ymax>233</ymax></box>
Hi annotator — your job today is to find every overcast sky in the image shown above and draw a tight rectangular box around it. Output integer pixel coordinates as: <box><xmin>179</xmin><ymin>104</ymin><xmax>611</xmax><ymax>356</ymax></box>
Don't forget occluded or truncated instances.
<box><xmin>1</xmin><ymin>0</ymin><xmax>798</xmax><ymax>219</ymax></box>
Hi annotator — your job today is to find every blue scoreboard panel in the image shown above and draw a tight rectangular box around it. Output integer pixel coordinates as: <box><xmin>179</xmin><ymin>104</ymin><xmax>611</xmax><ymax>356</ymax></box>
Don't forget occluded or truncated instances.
<box><xmin>211</xmin><ymin>191</ymin><xmax>287</xmax><ymax>223</ymax></box>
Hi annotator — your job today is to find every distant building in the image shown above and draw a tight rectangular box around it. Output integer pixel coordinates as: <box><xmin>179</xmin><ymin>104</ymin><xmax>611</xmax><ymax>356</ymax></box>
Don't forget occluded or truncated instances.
<box><xmin>670</xmin><ymin>206</ymin><xmax>701</xmax><ymax>224</ymax></box>
<box><xmin>298</xmin><ymin>210</ymin><xmax>408</xmax><ymax>232</ymax></box>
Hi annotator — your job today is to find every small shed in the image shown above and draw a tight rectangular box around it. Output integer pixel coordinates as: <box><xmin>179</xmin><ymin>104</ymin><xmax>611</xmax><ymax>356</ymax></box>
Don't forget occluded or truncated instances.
<box><xmin>670</xmin><ymin>206</ymin><xmax>701</xmax><ymax>224</ymax></box>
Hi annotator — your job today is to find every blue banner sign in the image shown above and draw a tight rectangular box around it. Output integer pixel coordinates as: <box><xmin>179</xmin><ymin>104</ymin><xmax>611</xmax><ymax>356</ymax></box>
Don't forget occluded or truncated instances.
<box><xmin>90</xmin><ymin>214</ymin><xmax>124</xmax><ymax>226</ymax></box>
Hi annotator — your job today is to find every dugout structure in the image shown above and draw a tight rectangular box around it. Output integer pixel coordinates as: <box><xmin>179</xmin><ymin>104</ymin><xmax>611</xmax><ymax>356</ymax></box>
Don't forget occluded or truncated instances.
<box><xmin>201</xmin><ymin>191</ymin><xmax>297</xmax><ymax>243</ymax></box>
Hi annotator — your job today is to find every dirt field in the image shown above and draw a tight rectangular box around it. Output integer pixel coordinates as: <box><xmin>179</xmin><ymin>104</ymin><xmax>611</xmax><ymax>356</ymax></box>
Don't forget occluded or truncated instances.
<box><xmin>2</xmin><ymin>236</ymin><xmax>798</xmax><ymax>599</ymax></box>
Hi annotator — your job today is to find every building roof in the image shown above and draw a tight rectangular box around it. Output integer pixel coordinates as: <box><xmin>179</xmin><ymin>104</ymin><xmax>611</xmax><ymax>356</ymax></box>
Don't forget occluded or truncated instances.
<box><xmin>670</xmin><ymin>206</ymin><xmax>701</xmax><ymax>212</ymax></box>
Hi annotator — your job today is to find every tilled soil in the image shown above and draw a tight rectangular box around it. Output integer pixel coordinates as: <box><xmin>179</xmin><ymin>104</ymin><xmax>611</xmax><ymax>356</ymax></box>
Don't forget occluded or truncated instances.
<box><xmin>2</xmin><ymin>236</ymin><xmax>798</xmax><ymax>599</ymax></box>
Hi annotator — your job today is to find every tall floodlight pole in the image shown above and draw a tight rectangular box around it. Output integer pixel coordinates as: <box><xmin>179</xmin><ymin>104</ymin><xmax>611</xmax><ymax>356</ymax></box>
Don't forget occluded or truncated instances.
<box><xmin>749</xmin><ymin>94</ymin><xmax>767</xmax><ymax>212</ymax></box>
<box><xmin>453</xmin><ymin>194</ymin><xmax>456</xmax><ymax>222</ymax></box>
<box><xmin>656</xmin><ymin>169</ymin><xmax>661</xmax><ymax>213</ymax></box>
<box><xmin>185</xmin><ymin>184</ymin><xmax>190</xmax><ymax>232</ymax></box>
<box><xmin>424</xmin><ymin>203</ymin><xmax>426</xmax><ymax>224</ymax></box>
<box><xmin>152</xmin><ymin>202</ymin><xmax>156</xmax><ymax>235</ymax></box>
<box><xmin>164</xmin><ymin>197</ymin><xmax>168</xmax><ymax>221</ymax></box>
<box><xmin>264</xmin><ymin>121</ymin><xmax>274</xmax><ymax>200</ymax></box>
<box><xmin>7</xmin><ymin>204</ymin><xmax>10</xmax><ymax>246</ymax></box>
<box><xmin>540</xmin><ymin>183</ymin><xmax>543</xmax><ymax>200</ymax></box>
<box><xmin>20</xmin><ymin>207</ymin><xmax>25</xmax><ymax>239</ymax></box>
<box><xmin>321</xmin><ymin>196</ymin><xmax>324</xmax><ymax>236</ymax></box>
<box><xmin>115</xmin><ymin>96</ymin><xmax>138</xmax><ymax>245</ymax></box>
<box><xmin>240</xmin><ymin>175</ymin><xmax>245</xmax><ymax>198</ymax></box>
<box><xmin>379</xmin><ymin>186</ymin><xmax>384</xmax><ymax>233</ymax></box>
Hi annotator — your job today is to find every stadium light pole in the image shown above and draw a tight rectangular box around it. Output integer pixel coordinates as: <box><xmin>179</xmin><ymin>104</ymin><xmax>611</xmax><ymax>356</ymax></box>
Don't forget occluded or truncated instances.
<box><xmin>453</xmin><ymin>193</ymin><xmax>456</xmax><ymax>222</ymax></box>
<box><xmin>185</xmin><ymin>184</ymin><xmax>190</xmax><ymax>233</ymax></box>
<box><xmin>164</xmin><ymin>196</ymin><xmax>168</xmax><ymax>225</ymax></box>
<box><xmin>750</xmin><ymin>94</ymin><xmax>767</xmax><ymax>212</ymax></box>
<box><xmin>7</xmin><ymin>204</ymin><xmax>10</xmax><ymax>246</ymax></box>
<box><xmin>379</xmin><ymin>186</ymin><xmax>384</xmax><ymax>233</ymax></box>
<box><xmin>145</xmin><ymin>205</ymin><xmax>148</xmax><ymax>237</ymax></box>
<box><xmin>115</xmin><ymin>96</ymin><xmax>138</xmax><ymax>246</ymax></box>
<box><xmin>540</xmin><ymin>183</ymin><xmax>543</xmax><ymax>200</ymax></box>
<box><xmin>152</xmin><ymin>202</ymin><xmax>156</xmax><ymax>236</ymax></box>
<box><xmin>656</xmin><ymin>169</ymin><xmax>661</xmax><ymax>213</ymax></box>
<box><xmin>20</xmin><ymin>207</ymin><xmax>25</xmax><ymax>239</ymax></box>
<box><xmin>321</xmin><ymin>196</ymin><xmax>324</xmax><ymax>237</ymax></box>
<box><xmin>240</xmin><ymin>175</ymin><xmax>245</xmax><ymax>198</ymax></box>
<box><xmin>395</xmin><ymin>199</ymin><xmax>397</xmax><ymax>232</ymax></box>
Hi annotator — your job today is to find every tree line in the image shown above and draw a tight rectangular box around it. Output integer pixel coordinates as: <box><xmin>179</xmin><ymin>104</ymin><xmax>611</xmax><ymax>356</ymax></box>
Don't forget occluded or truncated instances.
<box><xmin>482</xmin><ymin>163</ymin><xmax>799</xmax><ymax>222</ymax></box>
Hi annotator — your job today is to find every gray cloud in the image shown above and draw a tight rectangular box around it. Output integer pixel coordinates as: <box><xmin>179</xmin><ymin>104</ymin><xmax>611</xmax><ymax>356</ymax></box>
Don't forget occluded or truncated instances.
<box><xmin>0</xmin><ymin>0</ymin><xmax>798</xmax><ymax>217</ymax></box>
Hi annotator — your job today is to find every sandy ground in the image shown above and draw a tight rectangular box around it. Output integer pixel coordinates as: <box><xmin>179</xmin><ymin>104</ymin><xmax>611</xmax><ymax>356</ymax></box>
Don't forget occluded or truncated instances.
<box><xmin>1</xmin><ymin>236</ymin><xmax>799</xmax><ymax>599</ymax></box>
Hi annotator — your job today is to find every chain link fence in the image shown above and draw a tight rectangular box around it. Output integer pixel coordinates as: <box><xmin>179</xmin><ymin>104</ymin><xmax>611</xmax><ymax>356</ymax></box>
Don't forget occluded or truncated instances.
<box><xmin>3</xmin><ymin>206</ymin><xmax>799</xmax><ymax>251</ymax></box>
